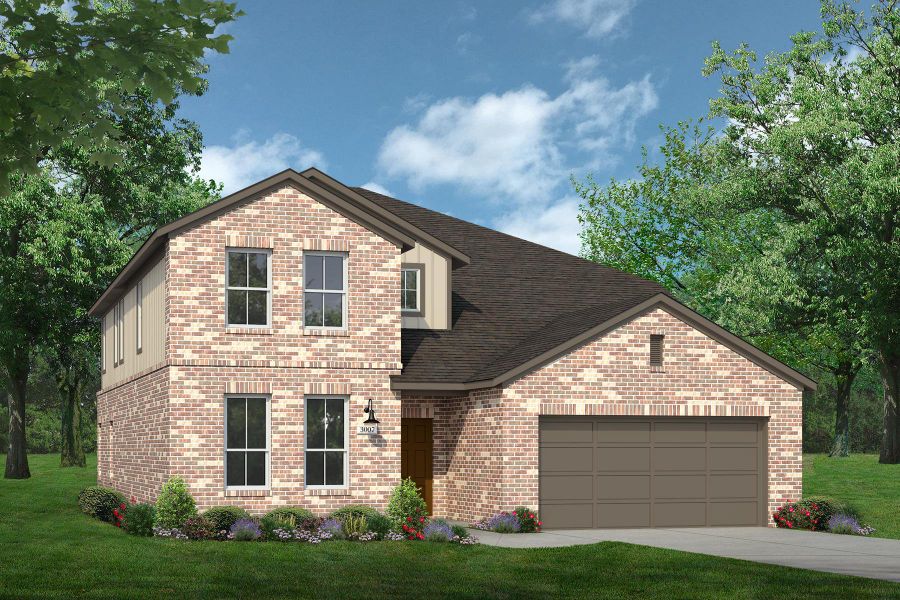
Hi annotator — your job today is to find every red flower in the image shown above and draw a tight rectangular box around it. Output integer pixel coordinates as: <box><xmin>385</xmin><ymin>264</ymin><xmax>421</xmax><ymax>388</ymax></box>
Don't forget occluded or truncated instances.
<box><xmin>419</xmin><ymin>517</ymin><xmax>425</xmax><ymax>523</ymax></box>
<box><xmin>537</xmin><ymin>521</ymin><xmax>542</xmax><ymax>526</ymax></box>
<box><xmin>529</xmin><ymin>514</ymin><xmax>534</xmax><ymax>519</ymax></box>
<box><xmin>417</xmin><ymin>532</ymin><xmax>424</xmax><ymax>540</ymax></box>
<box><xmin>408</xmin><ymin>535</ymin><xmax>415</xmax><ymax>540</ymax></box>
<box><xmin>406</xmin><ymin>517</ymin><xmax>412</xmax><ymax>522</ymax></box>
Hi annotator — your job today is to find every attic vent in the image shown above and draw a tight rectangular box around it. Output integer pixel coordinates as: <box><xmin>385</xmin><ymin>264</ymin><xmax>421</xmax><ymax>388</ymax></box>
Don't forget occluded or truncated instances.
<box><xmin>650</xmin><ymin>334</ymin><xmax>665</xmax><ymax>367</ymax></box>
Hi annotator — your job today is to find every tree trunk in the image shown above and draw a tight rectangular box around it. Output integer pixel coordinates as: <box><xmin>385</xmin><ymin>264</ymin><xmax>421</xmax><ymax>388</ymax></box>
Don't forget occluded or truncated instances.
<box><xmin>829</xmin><ymin>364</ymin><xmax>857</xmax><ymax>457</ymax></box>
<box><xmin>4</xmin><ymin>357</ymin><xmax>31</xmax><ymax>479</ymax></box>
<box><xmin>879</xmin><ymin>346</ymin><xmax>900</xmax><ymax>464</ymax></box>
<box><xmin>59</xmin><ymin>367</ymin><xmax>85</xmax><ymax>468</ymax></box>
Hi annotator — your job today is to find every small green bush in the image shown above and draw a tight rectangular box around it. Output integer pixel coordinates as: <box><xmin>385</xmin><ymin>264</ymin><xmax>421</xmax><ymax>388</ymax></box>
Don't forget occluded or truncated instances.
<box><xmin>78</xmin><ymin>486</ymin><xmax>126</xmax><ymax>522</ymax></box>
<box><xmin>365</xmin><ymin>512</ymin><xmax>393</xmax><ymax>537</ymax></box>
<box><xmin>451</xmin><ymin>524</ymin><xmax>468</xmax><ymax>539</ymax></box>
<box><xmin>181</xmin><ymin>515</ymin><xmax>216</xmax><ymax>540</ymax></box>
<box><xmin>329</xmin><ymin>504</ymin><xmax>379</xmax><ymax>520</ymax></box>
<box><xmin>341</xmin><ymin>514</ymin><xmax>369</xmax><ymax>538</ymax></box>
<box><xmin>260</xmin><ymin>507</ymin><xmax>316</xmax><ymax>539</ymax></box>
<box><xmin>202</xmin><ymin>506</ymin><xmax>250</xmax><ymax>533</ymax></box>
<box><xmin>154</xmin><ymin>477</ymin><xmax>197</xmax><ymax>528</ymax></box>
<box><xmin>123</xmin><ymin>503</ymin><xmax>156</xmax><ymax>536</ymax></box>
<box><xmin>513</xmin><ymin>506</ymin><xmax>542</xmax><ymax>532</ymax></box>
<box><xmin>387</xmin><ymin>478</ymin><xmax>428</xmax><ymax>525</ymax></box>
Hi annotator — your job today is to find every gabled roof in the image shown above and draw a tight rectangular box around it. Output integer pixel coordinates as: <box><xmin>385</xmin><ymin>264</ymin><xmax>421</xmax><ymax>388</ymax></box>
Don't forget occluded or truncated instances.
<box><xmin>88</xmin><ymin>169</ymin><xmax>468</xmax><ymax>316</ymax></box>
<box><xmin>354</xmin><ymin>188</ymin><xmax>817</xmax><ymax>392</ymax></box>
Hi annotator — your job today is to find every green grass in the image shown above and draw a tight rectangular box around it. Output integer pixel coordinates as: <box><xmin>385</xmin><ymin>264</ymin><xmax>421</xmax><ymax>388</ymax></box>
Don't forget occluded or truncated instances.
<box><xmin>804</xmin><ymin>453</ymin><xmax>900</xmax><ymax>539</ymax></box>
<box><xmin>1</xmin><ymin>455</ymin><xmax>898</xmax><ymax>599</ymax></box>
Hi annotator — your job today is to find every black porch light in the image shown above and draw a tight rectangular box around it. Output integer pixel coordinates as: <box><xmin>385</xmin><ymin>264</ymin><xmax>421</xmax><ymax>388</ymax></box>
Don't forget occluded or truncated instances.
<box><xmin>363</xmin><ymin>398</ymin><xmax>380</xmax><ymax>424</ymax></box>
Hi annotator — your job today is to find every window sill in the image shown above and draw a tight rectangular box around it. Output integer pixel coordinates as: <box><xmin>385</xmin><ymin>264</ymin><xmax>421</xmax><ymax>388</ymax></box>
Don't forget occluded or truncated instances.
<box><xmin>306</xmin><ymin>487</ymin><xmax>351</xmax><ymax>497</ymax></box>
<box><xmin>225</xmin><ymin>488</ymin><xmax>271</xmax><ymax>498</ymax></box>
<box><xmin>226</xmin><ymin>327</ymin><xmax>275</xmax><ymax>335</ymax></box>
<box><xmin>303</xmin><ymin>328</ymin><xmax>350</xmax><ymax>337</ymax></box>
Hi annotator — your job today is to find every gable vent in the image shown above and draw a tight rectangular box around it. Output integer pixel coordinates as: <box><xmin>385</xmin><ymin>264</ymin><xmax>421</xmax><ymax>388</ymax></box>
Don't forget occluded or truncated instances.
<box><xmin>650</xmin><ymin>334</ymin><xmax>664</xmax><ymax>367</ymax></box>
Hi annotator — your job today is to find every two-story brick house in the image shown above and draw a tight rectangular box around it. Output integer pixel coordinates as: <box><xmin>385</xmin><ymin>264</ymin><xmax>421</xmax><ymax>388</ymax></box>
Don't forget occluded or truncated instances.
<box><xmin>90</xmin><ymin>168</ymin><xmax>814</xmax><ymax>528</ymax></box>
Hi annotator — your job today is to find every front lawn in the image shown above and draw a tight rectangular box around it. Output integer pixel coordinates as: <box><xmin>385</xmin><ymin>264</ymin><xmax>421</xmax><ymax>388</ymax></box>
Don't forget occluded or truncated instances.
<box><xmin>1</xmin><ymin>455</ymin><xmax>898</xmax><ymax>599</ymax></box>
<box><xmin>804</xmin><ymin>453</ymin><xmax>900</xmax><ymax>539</ymax></box>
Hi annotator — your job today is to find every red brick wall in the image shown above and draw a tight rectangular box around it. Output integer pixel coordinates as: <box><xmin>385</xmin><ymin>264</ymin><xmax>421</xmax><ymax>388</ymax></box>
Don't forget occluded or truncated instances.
<box><xmin>97</xmin><ymin>183</ymin><xmax>404</xmax><ymax>513</ymax></box>
<box><xmin>404</xmin><ymin>307</ymin><xmax>802</xmax><ymax>524</ymax></box>
<box><xmin>504</xmin><ymin>308</ymin><xmax>803</xmax><ymax>521</ymax></box>
<box><xmin>97</xmin><ymin>366</ymin><xmax>170</xmax><ymax>503</ymax></box>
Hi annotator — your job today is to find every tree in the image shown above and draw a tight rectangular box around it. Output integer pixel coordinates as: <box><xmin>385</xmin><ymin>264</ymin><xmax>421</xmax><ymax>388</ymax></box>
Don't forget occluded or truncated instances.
<box><xmin>0</xmin><ymin>0</ymin><xmax>241</xmax><ymax>191</ymax></box>
<box><xmin>579</xmin><ymin>0</ymin><xmax>899</xmax><ymax>460</ymax></box>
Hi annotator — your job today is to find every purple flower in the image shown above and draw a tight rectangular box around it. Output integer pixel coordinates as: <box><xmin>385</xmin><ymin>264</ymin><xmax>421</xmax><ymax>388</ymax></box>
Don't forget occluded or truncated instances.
<box><xmin>423</xmin><ymin>520</ymin><xmax>454</xmax><ymax>542</ymax></box>
<box><xmin>230</xmin><ymin>518</ymin><xmax>262</xmax><ymax>541</ymax></box>
<box><xmin>486</xmin><ymin>513</ymin><xmax>521</xmax><ymax>534</ymax></box>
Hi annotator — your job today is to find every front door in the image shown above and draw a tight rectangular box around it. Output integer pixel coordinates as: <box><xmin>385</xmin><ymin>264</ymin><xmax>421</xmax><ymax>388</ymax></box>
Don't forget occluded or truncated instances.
<box><xmin>400</xmin><ymin>418</ymin><xmax>433</xmax><ymax>514</ymax></box>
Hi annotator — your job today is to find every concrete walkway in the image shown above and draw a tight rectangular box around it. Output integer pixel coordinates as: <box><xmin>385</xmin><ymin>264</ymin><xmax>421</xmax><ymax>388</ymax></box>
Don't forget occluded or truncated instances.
<box><xmin>469</xmin><ymin>526</ymin><xmax>900</xmax><ymax>582</ymax></box>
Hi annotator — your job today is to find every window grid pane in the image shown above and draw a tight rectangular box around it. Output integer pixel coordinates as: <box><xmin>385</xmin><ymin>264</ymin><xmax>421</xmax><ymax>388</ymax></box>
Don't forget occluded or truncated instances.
<box><xmin>226</xmin><ymin>396</ymin><xmax>268</xmax><ymax>488</ymax></box>
<box><xmin>401</xmin><ymin>269</ymin><xmax>419</xmax><ymax>310</ymax></box>
<box><xmin>226</xmin><ymin>251</ymin><xmax>270</xmax><ymax>326</ymax></box>
<box><xmin>305</xmin><ymin>398</ymin><xmax>346</xmax><ymax>487</ymax></box>
<box><xmin>303</xmin><ymin>253</ymin><xmax>346</xmax><ymax>328</ymax></box>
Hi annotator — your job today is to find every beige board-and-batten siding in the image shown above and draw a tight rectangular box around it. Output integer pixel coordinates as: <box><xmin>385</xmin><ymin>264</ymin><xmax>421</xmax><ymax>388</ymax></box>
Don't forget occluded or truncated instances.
<box><xmin>400</xmin><ymin>243</ymin><xmax>450</xmax><ymax>330</ymax></box>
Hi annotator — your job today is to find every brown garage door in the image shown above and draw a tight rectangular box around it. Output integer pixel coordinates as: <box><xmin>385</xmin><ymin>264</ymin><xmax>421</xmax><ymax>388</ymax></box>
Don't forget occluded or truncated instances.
<box><xmin>539</xmin><ymin>417</ymin><xmax>767</xmax><ymax>528</ymax></box>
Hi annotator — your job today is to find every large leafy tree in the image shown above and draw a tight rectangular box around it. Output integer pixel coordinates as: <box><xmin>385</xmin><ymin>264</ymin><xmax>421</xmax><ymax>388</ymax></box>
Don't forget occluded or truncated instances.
<box><xmin>0</xmin><ymin>0</ymin><xmax>241</xmax><ymax>191</ymax></box>
<box><xmin>1</xmin><ymin>89</ymin><xmax>219</xmax><ymax>477</ymax></box>
<box><xmin>579</xmin><ymin>0</ymin><xmax>899</xmax><ymax>461</ymax></box>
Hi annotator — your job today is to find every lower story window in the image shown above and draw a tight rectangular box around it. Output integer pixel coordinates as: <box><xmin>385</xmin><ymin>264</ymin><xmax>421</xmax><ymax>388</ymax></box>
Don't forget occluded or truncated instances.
<box><xmin>305</xmin><ymin>397</ymin><xmax>347</xmax><ymax>487</ymax></box>
<box><xmin>225</xmin><ymin>396</ymin><xmax>269</xmax><ymax>488</ymax></box>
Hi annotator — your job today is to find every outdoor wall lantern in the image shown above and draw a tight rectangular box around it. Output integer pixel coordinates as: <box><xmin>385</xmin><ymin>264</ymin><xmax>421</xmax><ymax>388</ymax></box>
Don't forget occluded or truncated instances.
<box><xmin>363</xmin><ymin>398</ymin><xmax>380</xmax><ymax>424</ymax></box>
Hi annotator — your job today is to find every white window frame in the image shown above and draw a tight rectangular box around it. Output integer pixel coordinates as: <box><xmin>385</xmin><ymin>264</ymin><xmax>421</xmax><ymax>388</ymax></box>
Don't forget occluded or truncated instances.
<box><xmin>224</xmin><ymin>394</ymin><xmax>271</xmax><ymax>491</ymax></box>
<box><xmin>136</xmin><ymin>279</ymin><xmax>143</xmax><ymax>354</ymax></box>
<box><xmin>302</xmin><ymin>251</ymin><xmax>348</xmax><ymax>330</ymax></box>
<box><xmin>113</xmin><ymin>298</ymin><xmax>124</xmax><ymax>367</ymax></box>
<box><xmin>401</xmin><ymin>267</ymin><xmax>421</xmax><ymax>313</ymax></box>
<box><xmin>303</xmin><ymin>396</ymin><xmax>349</xmax><ymax>489</ymax></box>
<box><xmin>101</xmin><ymin>315</ymin><xmax>106</xmax><ymax>374</ymax></box>
<box><xmin>225</xmin><ymin>248</ymin><xmax>273</xmax><ymax>328</ymax></box>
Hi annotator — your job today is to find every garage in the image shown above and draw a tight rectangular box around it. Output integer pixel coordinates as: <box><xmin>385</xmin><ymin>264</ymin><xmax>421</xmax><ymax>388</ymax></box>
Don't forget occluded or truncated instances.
<box><xmin>539</xmin><ymin>417</ymin><xmax>767</xmax><ymax>529</ymax></box>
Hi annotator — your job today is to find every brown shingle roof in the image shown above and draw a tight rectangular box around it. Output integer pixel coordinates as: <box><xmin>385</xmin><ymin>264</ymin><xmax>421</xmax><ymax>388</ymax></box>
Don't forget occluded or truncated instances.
<box><xmin>353</xmin><ymin>187</ymin><xmax>668</xmax><ymax>386</ymax></box>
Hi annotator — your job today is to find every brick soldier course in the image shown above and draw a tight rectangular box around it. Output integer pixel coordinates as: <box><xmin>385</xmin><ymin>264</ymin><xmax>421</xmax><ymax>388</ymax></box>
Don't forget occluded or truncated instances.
<box><xmin>90</xmin><ymin>168</ymin><xmax>813</xmax><ymax>527</ymax></box>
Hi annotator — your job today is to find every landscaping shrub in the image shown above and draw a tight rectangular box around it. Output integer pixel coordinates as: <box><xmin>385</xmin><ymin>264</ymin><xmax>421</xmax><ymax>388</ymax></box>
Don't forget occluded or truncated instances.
<box><xmin>828</xmin><ymin>513</ymin><xmax>875</xmax><ymax>536</ymax></box>
<box><xmin>487</xmin><ymin>512</ymin><xmax>521</xmax><ymax>533</ymax></box>
<box><xmin>340</xmin><ymin>514</ymin><xmax>368</xmax><ymax>539</ymax></box>
<box><xmin>365</xmin><ymin>512</ymin><xmax>393</xmax><ymax>537</ymax></box>
<box><xmin>319</xmin><ymin>518</ymin><xmax>344</xmax><ymax>540</ymax></box>
<box><xmin>123</xmin><ymin>503</ymin><xmax>156</xmax><ymax>536</ymax></box>
<box><xmin>78</xmin><ymin>486</ymin><xmax>126</xmax><ymax>522</ymax></box>
<box><xmin>772</xmin><ymin>498</ymin><xmax>837</xmax><ymax>531</ymax></box>
<box><xmin>181</xmin><ymin>516</ymin><xmax>215</xmax><ymax>540</ymax></box>
<box><xmin>112</xmin><ymin>502</ymin><xmax>127</xmax><ymax>528</ymax></box>
<box><xmin>513</xmin><ymin>507</ymin><xmax>542</xmax><ymax>533</ymax></box>
<box><xmin>154</xmin><ymin>477</ymin><xmax>197</xmax><ymax>528</ymax></box>
<box><xmin>424</xmin><ymin>519</ymin><xmax>453</xmax><ymax>542</ymax></box>
<box><xmin>260</xmin><ymin>507</ymin><xmax>316</xmax><ymax>539</ymax></box>
<box><xmin>329</xmin><ymin>504</ymin><xmax>379</xmax><ymax>521</ymax></box>
<box><xmin>202</xmin><ymin>506</ymin><xmax>250</xmax><ymax>534</ymax></box>
<box><xmin>451</xmin><ymin>524</ymin><xmax>469</xmax><ymax>539</ymax></box>
<box><xmin>230</xmin><ymin>518</ymin><xmax>262</xmax><ymax>541</ymax></box>
<box><xmin>387</xmin><ymin>478</ymin><xmax>428</xmax><ymax>538</ymax></box>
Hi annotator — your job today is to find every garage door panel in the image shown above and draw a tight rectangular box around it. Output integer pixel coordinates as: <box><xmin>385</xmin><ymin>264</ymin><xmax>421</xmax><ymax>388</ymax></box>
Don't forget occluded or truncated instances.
<box><xmin>654</xmin><ymin>474</ymin><xmax>706</xmax><ymax>499</ymax></box>
<box><xmin>596</xmin><ymin>503</ymin><xmax>651</xmax><ymax>528</ymax></box>
<box><xmin>597</xmin><ymin>475</ymin><xmax>650</xmax><ymax>500</ymax></box>
<box><xmin>709</xmin><ymin>501</ymin><xmax>758</xmax><ymax>526</ymax></box>
<box><xmin>652</xmin><ymin>446</ymin><xmax>706</xmax><ymax>471</ymax></box>
<box><xmin>541</xmin><ymin>421</ymin><xmax>593</xmax><ymax>444</ymax></box>
<box><xmin>708</xmin><ymin>422</ymin><xmax>758</xmax><ymax>443</ymax></box>
<box><xmin>654</xmin><ymin>421</ymin><xmax>706</xmax><ymax>443</ymax></box>
<box><xmin>710</xmin><ymin>474</ymin><xmax>758</xmax><ymax>499</ymax></box>
<box><xmin>540</xmin><ymin>417</ymin><xmax>765</xmax><ymax>529</ymax></box>
<box><xmin>596</xmin><ymin>447</ymin><xmax>650</xmax><ymax>472</ymax></box>
<box><xmin>654</xmin><ymin>502</ymin><xmax>706</xmax><ymax>527</ymax></box>
<box><xmin>709</xmin><ymin>446</ymin><xmax>757</xmax><ymax>471</ymax></box>
<box><xmin>541</xmin><ymin>475</ymin><xmax>593</xmax><ymax>500</ymax></box>
<box><xmin>541</xmin><ymin>503</ymin><xmax>594</xmax><ymax>528</ymax></box>
<box><xmin>596</xmin><ymin>421</ymin><xmax>650</xmax><ymax>443</ymax></box>
<box><xmin>541</xmin><ymin>446</ymin><xmax>593</xmax><ymax>471</ymax></box>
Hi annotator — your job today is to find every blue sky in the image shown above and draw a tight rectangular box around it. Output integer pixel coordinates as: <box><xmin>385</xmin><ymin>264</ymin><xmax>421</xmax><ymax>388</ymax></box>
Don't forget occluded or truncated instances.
<box><xmin>185</xmin><ymin>0</ymin><xmax>823</xmax><ymax>255</ymax></box>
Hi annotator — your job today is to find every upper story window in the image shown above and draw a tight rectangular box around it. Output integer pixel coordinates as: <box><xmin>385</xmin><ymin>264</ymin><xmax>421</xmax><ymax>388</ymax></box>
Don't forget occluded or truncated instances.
<box><xmin>401</xmin><ymin>267</ymin><xmax>421</xmax><ymax>313</ymax></box>
<box><xmin>135</xmin><ymin>279</ymin><xmax>143</xmax><ymax>354</ymax></box>
<box><xmin>304</xmin><ymin>252</ymin><xmax>347</xmax><ymax>329</ymax></box>
<box><xmin>114</xmin><ymin>298</ymin><xmax>125</xmax><ymax>366</ymax></box>
<box><xmin>226</xmin><ymin>249</ymin><xmax>271</xmax><ymax>327</ymax></box>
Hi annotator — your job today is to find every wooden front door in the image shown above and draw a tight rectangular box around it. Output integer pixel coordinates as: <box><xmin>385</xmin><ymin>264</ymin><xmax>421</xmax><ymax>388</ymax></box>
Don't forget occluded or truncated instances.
<box><xmin>400</xmin><ymin>418</ymin><xmax>433</xmax><ymax>514</ymax></box>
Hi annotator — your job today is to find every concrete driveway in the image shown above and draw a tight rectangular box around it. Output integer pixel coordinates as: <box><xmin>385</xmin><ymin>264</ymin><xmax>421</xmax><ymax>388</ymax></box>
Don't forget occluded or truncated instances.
<box><xmin>470</xmin><ymin>527</ymin><xmax>900</xmax><ymax>582</ymax></box>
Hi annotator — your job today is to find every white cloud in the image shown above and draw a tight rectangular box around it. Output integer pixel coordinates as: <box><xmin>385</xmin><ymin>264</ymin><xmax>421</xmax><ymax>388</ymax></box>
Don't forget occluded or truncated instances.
<box><xmin>564</xmin><ymin>55</ymin><xmax>601</xmax><ymax>82</ymax></box>
<box><xmin>361</xmin><ymin>181</ymin><xmax>392</xmax><ymax>196</ymax></box>
<box><xmin>377</xmin><ymin>71</ymin><xmax>657</xmax><ymax>202</ymax></box>
<box><xmin>200</xmin><ymin>131</ymin><xmax>325</xmax><ymax>194</ymax></box>
<box><xmin>528</xmin><ymin>0</ymin><xmax>637</xmax><ymax>38</ymax></box>
<box><xmin>456</xmin><ymin>32</ymin><xmax>481</xmax><ymax>55</ymax></box>
<box><xmin>376</xmin><ymin>65</ymin><xmax>657</xmax><ymax>256</ymax></box>
<box><xmin>497</xmin><ymin>197</ymin><xmax>583</xmax><ymax>255</ymax></box>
